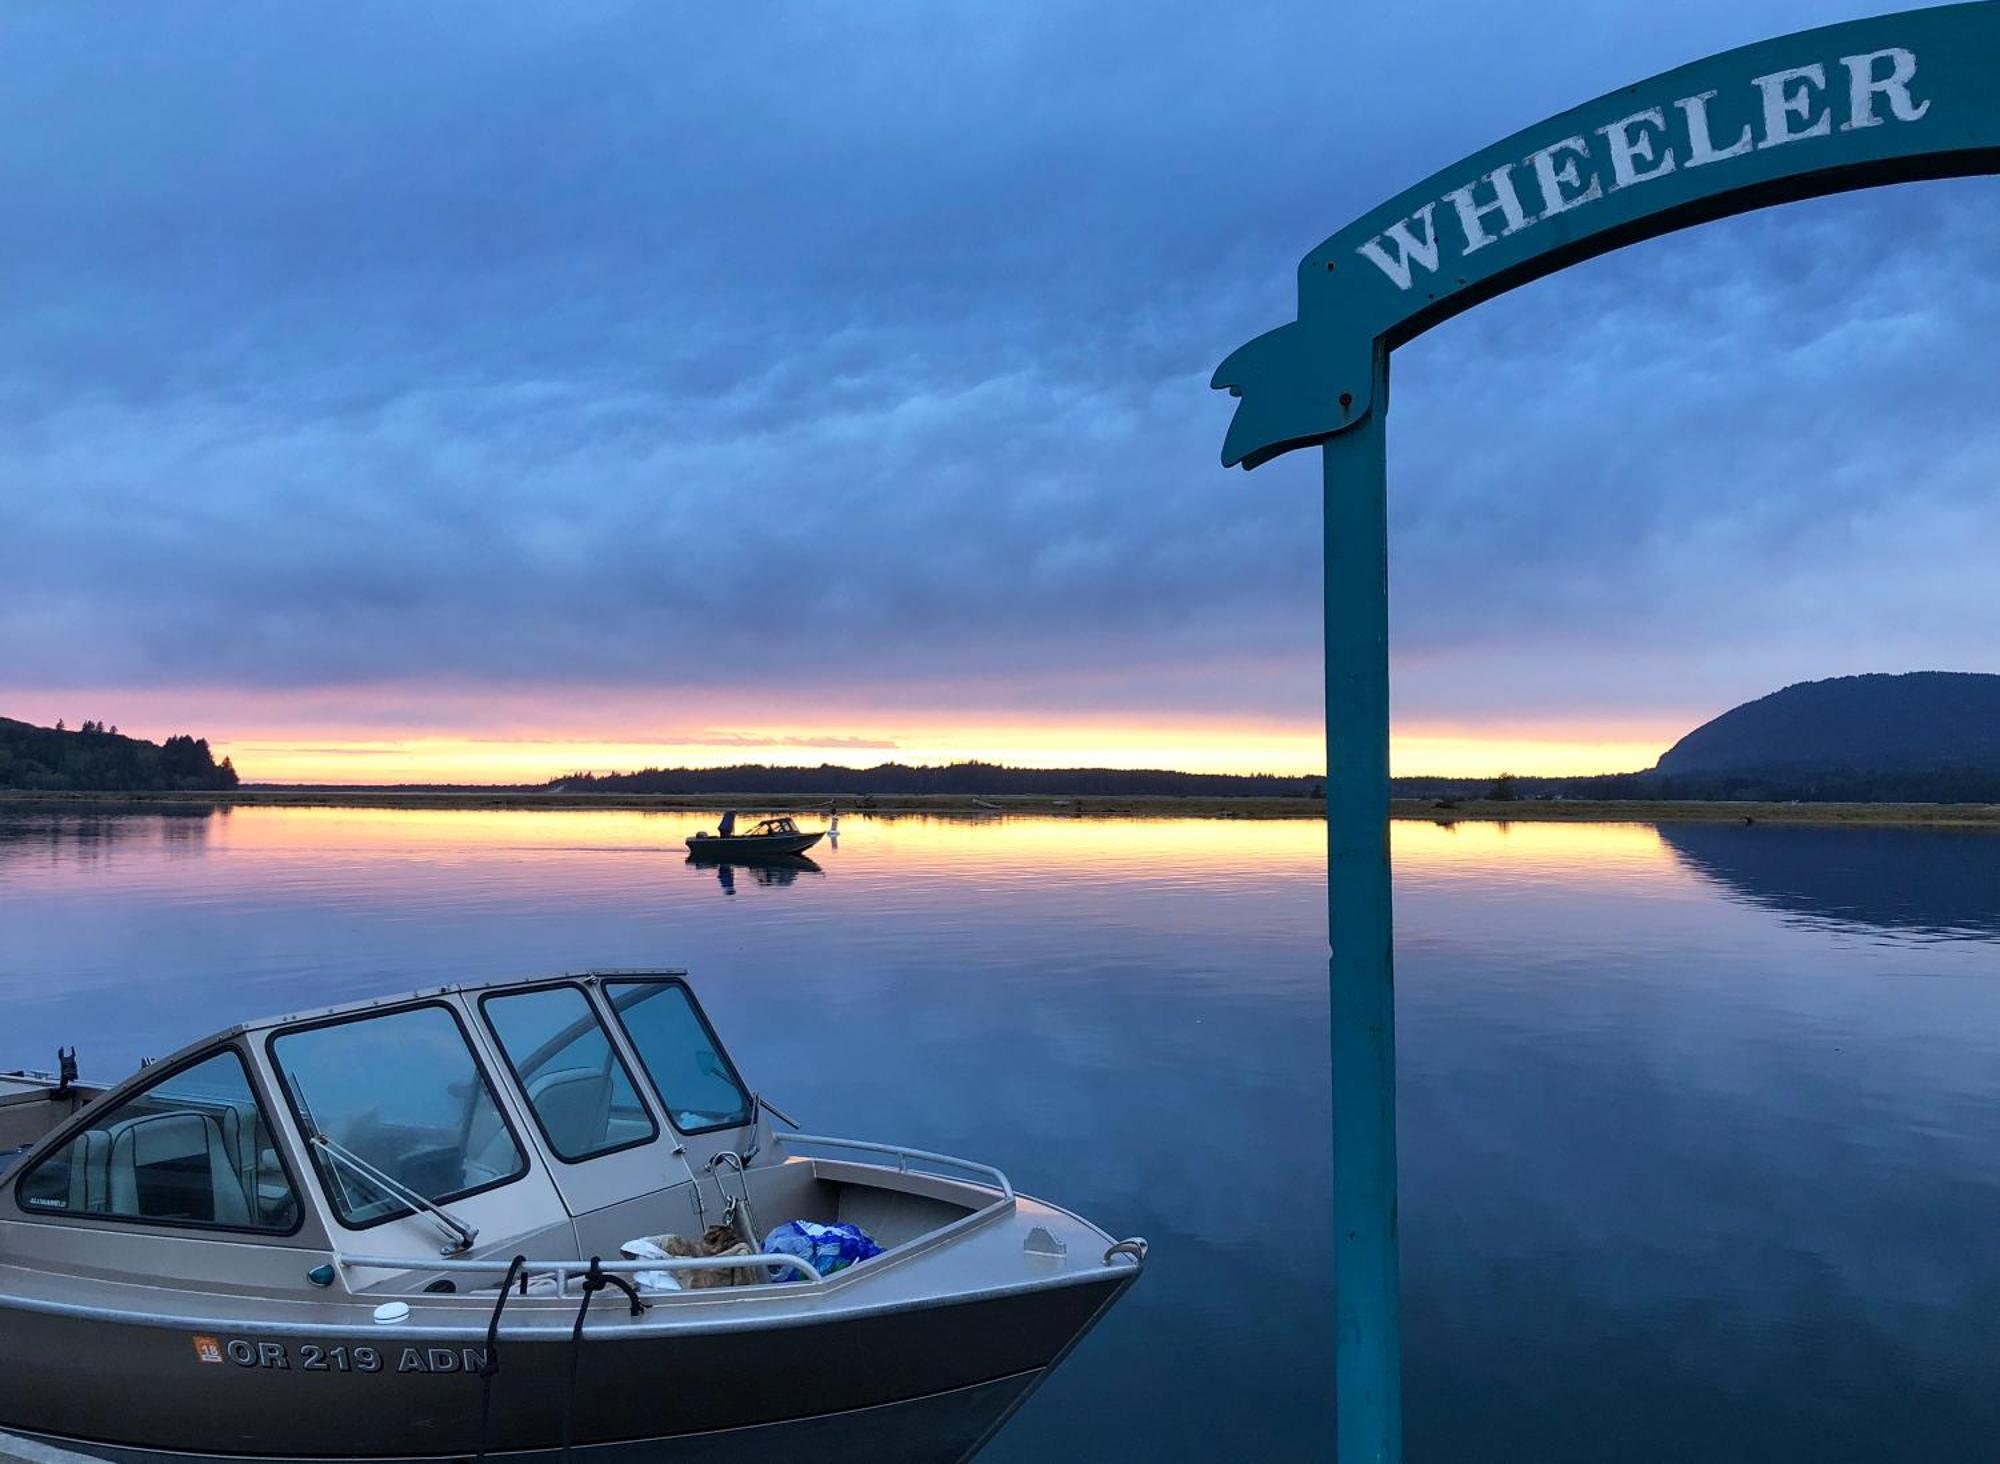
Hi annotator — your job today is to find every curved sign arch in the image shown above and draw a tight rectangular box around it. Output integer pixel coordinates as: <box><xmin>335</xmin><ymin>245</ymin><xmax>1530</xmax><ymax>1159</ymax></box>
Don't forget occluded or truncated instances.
<box><xmin>1216</xmin><ymin>1</ymin><xmax>1999</xmax><ymax>469</ymax></box>
<box><xmin>1211</xmin><ymin>7</ymin><xmax>2000</xmax><ymax>1462</ymax></box>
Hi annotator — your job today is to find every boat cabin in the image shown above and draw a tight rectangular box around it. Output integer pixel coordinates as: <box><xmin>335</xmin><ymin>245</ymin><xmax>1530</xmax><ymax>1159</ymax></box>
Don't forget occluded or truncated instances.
<box><xmin>0</xmin><ymin>971</ymin><xmax>1002</xmax><ymax>1298</ymax></box>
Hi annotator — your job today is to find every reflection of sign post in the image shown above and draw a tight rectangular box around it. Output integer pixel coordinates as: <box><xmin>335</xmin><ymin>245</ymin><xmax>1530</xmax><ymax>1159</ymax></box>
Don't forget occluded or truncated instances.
<box><xmin>1214</xmin><ymin>7</ymin><xmax>2000</xmax><ymax>1459</ymax></box>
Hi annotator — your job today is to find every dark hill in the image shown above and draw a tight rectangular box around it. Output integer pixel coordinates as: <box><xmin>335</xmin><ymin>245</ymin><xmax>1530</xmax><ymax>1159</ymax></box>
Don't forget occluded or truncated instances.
<box><xmin>0</xmin><ymin>717</ymin><xmax>239</xmax><ymax>792</ymax></box>
<box><xmin>1656</xmin><ymin>672</ymin><xmax>2000</xmax><ymax>778</ymax></box>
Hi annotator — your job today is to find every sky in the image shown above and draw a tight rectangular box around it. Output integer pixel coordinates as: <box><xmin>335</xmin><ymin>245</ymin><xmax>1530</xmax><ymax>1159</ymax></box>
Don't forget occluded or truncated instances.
<box><xmin>1</xmin><ymin>1</ymin><xmax>1996</xmax><ymax>783</ymax></box>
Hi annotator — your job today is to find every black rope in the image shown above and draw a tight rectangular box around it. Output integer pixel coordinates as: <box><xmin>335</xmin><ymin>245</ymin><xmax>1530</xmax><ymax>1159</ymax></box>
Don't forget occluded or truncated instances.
<box><xmin>472</xmin><ymin>1256</ymin><xmax>528</xmax><ymax>1464</ymax></box>
<box><xmin>559</xmin><ymin>1257</ymin><xmax>648</xmax><ymax>1464</ymax></box>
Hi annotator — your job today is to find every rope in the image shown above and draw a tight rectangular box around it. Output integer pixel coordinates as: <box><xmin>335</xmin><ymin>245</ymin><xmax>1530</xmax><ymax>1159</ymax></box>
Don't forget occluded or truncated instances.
<box><xmin>473</xmin><ymin>1255</ymin><xmax>528</xmax><ymax>1464</ymax></box>
<box><xmin>559</xmin><ymin>1257</ymin><xmax>648</xmax><ymax>1464</ymax></box>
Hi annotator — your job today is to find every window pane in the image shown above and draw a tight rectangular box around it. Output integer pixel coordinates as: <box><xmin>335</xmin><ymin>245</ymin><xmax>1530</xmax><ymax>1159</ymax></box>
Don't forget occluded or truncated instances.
<box><xmin>605</xmin><ymin>981</ymin><xmax>752</xmax><ymax>1133</ymax></box>
<box><xmin>271</xmin><ymin>1005</ymin><xmax>525</xmax><ymax>1227</ymax></box>
<box><xmin>483</xmin><ymin>987</ymin><xmax>654</xmax><ymax>1161</ymax></box>
<box><xmin>16</xmin><ymin>1048</ymin><xmax>299</xmax><ymax>1233</ymax></box>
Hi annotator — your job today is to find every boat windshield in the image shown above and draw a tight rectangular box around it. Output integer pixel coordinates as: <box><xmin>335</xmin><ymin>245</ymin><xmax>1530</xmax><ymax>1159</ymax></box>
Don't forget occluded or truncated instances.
<box><xmin>14</xmin><ymin>1047</ymin><xmax>299</xmax><ymax>1234</ymax></box>
<box><xmin>270</xmin><ymin>1005</ymin><xmax>527</xmax><ymax>1228</ymax></box>
<box><xmin>481</xmin><ymin>985</ymin><xmax>657</xmax><ymax>1162</ymax></box>
<box><xmin>603</xmin><ymin>979</ymin><xmax>752</xmax><ymax>1134</ymax></box>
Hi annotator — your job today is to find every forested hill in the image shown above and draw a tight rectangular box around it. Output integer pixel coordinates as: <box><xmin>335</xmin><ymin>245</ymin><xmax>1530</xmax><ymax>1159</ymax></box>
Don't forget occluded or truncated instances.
<box><xmin>1401</xmin><ymin>671</ymin><xmax>2000</xmax><ymax>805</ymax></box>
<box><xmin>553</xmin><ymin>762</ymin><xmax>1322</xmax><ymax>799</ymax></box>
<box><xmin>1656</xmin><ymin>673</ymin><xmax>2000</xmax><ymax>779</ymax></box>
<box><xmin>0</xmin><ymin>717</ymin><xmax>239</xmax><ymax>791</ymax></box>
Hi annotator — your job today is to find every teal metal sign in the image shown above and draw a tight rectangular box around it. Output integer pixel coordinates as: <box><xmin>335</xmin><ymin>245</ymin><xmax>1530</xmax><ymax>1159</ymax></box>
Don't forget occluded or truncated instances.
<box><xmin>1214</xmin><ymin>6</ymin><xmax>2000</xmax><ymax>1461</ymax></box>
<box><xmin>1218</xmin><ymin>3</ymin><xmax>2000</xmax><ymax>469</ymax></box>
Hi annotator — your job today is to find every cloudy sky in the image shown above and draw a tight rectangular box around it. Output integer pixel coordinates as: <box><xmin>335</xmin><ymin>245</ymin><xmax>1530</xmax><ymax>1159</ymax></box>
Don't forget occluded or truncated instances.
<box><xmin>1</xmin><ymin>0</ymin><xmax>1995</xmax><ymax>781</ymax></box>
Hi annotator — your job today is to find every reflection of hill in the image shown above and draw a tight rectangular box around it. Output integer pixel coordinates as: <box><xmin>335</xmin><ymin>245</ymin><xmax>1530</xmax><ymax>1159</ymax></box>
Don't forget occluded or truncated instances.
<box><xmin>0</xmin><ymin>807</ymin><xmax>217</xmax><ymax>869</ymax></box>
<box><xmin>1657</xmin><ymin>822</ymin><xmax>2000</xmax><ymax>938</ymax></box>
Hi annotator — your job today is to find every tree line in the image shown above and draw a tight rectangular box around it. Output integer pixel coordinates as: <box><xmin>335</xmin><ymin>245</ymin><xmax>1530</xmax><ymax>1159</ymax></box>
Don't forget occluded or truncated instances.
<box><xmin>556</xmin><ymin>759</ymin><xmax>2000</xmax><ymax>804</ymax></box>
<box><xmin>553</xmin><ymin>761</ymin><xmax>1326</xmax><ymax>799</ymax></box>
<box><xmin>0</xmin><ymin>717</ymin><xmax>239</xmax><ymax>792</ymax></box>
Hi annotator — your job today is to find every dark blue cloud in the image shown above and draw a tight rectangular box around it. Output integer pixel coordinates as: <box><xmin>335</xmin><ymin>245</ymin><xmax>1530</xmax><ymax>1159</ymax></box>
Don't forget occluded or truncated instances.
<box><xmin>0</xmin><ymin>0</ymin><xmax>1991</xmax><ymax>739</ymax></box>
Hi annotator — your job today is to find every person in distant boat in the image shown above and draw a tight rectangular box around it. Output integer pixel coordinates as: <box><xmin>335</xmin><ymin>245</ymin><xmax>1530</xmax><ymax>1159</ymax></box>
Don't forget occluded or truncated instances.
<box><xmin>717</xmin><ymin>810</ymin><xmax>737</xmax><ymax>837</ymax></box>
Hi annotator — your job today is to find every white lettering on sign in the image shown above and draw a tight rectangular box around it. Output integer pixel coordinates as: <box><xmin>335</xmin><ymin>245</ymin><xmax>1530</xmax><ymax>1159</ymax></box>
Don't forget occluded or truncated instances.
<box><xmin>1356</xmin><ymin>46</ymin><xmax>1931</xmax><ymax>290</ymax></box>
<box><xmin>1354</xmin><ymin>202</ymin><xmax>1442</xmax><ymax>290</ymax></box>
<box><xmin>1596</xmin><ymin>107</ymin><xmax>1677</xmax><ymax>188</ymax></box>
<box><xmin>1674</xmin><ymin>92</ymin><xmax>1755</xmax><ymax>168</ymax></box>
<box><xmin>1753</xmin><ymin>64</ymin><xmax>1833</xmax><ymax>147</ymax></box>
<box><xmin>1444</xmin><ymin>165</ymin><xmax>1533</xmax><ymax>253</ymax></box>
<box><xmin>1843</xmin><ymin>47</ymin><xmax>1930</xmax><ymax>129</ymax></box>
<box><xmin>1526</xmin><ymin>135</ymin><xmax>1601</xmax><ymax>215</ymax></box>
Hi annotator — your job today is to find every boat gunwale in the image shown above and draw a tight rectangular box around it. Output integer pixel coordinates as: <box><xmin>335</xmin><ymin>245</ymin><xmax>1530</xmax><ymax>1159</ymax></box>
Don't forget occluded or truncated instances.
<box><xmin>0</xmin><ymin>1159</ymin><xmax>1139</xmax><ymax>1335</ymax></box>
<box><xmin>0</xmin><ymin>1237</ymin><xmax>1140</xmax><ymax>1341</ymax></box>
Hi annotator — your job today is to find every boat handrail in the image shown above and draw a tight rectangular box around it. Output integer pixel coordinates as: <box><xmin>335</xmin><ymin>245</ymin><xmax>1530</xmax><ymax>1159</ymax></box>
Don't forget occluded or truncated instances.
<box><xmin>337</xmin><ymin>1251</ymin><xmax>825</xmax><ymax>1293</ymax></box>
<box><xmin>773</xmin><ymin>1131</ymin><xmax>1015</xmax><ymax>1203</ymax></box>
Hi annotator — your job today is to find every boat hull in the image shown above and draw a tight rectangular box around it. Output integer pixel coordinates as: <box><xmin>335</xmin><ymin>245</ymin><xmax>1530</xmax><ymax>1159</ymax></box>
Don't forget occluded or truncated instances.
<box><xmin>684</xmin><ymin>831</ymin><xmax>824</xmax><ymax>859</ymax></box>
<box><xmin>7</xmin><ymin>1372</ymin><xmax>1038</xmax><ymax>1464</ymax></box>
<box><xmin>0</xmin><ymin>1273</ymin><xmax>1129</xmax><ymax>1464</ymax></box>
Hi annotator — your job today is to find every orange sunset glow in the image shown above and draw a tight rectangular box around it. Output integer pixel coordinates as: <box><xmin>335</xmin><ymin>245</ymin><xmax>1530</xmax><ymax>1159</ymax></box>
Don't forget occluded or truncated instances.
<box><xmin>5</xmin><ymin>686</ymin><xmax>1678</xmax><ymax>784</ymax></box>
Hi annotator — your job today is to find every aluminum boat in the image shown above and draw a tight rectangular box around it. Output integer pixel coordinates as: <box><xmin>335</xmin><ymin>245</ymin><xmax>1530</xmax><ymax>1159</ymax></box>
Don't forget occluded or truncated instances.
<box><xmin>684</xmin><ymin>817</ymin><xmax>824</xmax><ymax>860</ymax></box>
<box><xmin>0</xmin><ymin>971</ymin><xmax>1145</xmax><ymax>1463</ymax></box>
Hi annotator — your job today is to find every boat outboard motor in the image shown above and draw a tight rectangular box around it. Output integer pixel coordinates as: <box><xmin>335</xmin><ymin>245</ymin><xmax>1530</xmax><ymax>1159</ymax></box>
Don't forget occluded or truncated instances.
<box><xmin>55</xmin><ymin>1047</ymin><xmax>77</xmax><ymax>1097</ymax></box>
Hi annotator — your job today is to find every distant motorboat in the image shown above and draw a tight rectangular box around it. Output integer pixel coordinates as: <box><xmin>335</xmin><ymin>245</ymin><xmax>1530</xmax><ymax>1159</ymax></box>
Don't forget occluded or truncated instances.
<box><xmin>685</xmin><ymin>815</ymin><xmax>824</xmax><ymax>860</ymax></box>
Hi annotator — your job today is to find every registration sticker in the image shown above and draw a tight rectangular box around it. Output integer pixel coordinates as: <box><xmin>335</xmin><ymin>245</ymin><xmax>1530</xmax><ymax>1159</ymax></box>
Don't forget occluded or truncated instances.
<box><xmin>192</xmin><ymin>1335</ymin><xmax>224</xmax><ymax>1364</ymax></box>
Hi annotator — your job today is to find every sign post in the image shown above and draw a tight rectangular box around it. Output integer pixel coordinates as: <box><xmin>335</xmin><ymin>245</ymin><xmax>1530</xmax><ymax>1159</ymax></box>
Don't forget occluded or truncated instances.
<box><xmin>1321</xmin><ymin>346</ymin><xmax>1400</xmax><ymax>1464</ymax></box>
<box><xmin>1214</xmin><ymin>7</ymin><xmax>2000</xmax><ymax>1458</ymax></box>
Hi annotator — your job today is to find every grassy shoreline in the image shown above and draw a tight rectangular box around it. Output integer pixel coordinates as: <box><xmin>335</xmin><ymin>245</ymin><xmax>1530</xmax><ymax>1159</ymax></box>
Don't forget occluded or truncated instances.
<box><xmin>5</xmin><ymin>787</ymin><xmax>2000</xmax><ymax>827</ymax></box>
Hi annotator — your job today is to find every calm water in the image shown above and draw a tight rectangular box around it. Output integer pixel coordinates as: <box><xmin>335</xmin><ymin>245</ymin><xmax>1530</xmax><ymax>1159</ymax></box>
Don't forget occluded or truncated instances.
<box><xmin>6</xmin><ymin>807</ymin><xmax>2000</xmax><ymax>1460</ymax></box>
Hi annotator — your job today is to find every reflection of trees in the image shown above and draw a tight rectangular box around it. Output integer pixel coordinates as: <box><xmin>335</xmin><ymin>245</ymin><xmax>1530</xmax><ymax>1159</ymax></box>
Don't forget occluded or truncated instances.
<box><xmin>0</xmin><ymin>807</ymin><xmax>220</xmax><ymax>871</ymax></box>
<box><xmin>1657</xmin><ymin>822</ymin><xmax>2000</xmax><ymax>939</ymax></box>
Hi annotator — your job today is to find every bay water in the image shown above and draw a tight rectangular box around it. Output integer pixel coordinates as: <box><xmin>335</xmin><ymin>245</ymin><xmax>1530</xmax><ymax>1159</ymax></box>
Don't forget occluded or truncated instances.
<box><xmin>5</xmin><ymin>806</ymin><xmax>1999</xmax><ymax>1460</ymax></box>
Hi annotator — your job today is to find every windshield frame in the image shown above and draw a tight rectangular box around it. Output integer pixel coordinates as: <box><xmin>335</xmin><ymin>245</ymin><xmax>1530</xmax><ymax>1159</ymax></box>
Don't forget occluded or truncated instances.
<box><xmin>477</xmin><ymin>980</ymin><xmax>661</xmax><ymax>1165</ymax></box>
<box><xmin>9</xmin><ymin>1040</ymin><xmax>308</xmax><ymax>1240</ymax></box>
<box><xmin>600</xmin><ymin>976</ymin><xmax>754</xmax><ymax>1137</ymax></box>
<box><xmin>265</xmin><ymin>999</ymin><xmax>532</xmax><ymax>1233</ymax></box>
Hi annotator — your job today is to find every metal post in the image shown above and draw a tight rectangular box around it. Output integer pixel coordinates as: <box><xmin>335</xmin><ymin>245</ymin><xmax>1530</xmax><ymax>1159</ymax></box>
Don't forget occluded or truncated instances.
<box><xmin>1323</xmin><ymin>346</ymin><xmax>1401</xmax><ymax>1464</ymax></box>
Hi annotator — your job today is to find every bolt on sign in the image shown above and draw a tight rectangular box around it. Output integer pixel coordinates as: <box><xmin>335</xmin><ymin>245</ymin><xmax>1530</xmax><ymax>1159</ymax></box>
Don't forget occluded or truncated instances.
<box><xmin>1211</xmin><ymin>6</ymin><xmax>2000</xmax><ymax>1464</ymax></box>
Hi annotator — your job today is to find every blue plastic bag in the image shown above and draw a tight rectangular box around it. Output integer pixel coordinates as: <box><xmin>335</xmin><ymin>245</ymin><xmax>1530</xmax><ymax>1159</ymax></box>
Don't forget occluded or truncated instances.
<box><xmin>762</xmin><ymin>1219</ymin><xmax>883</xmax><ymax>1282</ymax></box>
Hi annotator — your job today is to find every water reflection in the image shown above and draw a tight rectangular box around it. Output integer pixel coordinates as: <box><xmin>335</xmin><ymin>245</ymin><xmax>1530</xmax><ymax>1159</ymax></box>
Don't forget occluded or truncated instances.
<box><xmin>691</xmin><ymin>853</ymin><xmax>823</xmax><ymax>896</ymax></box>
<box><xmin>1659</xmin><ymin>821</ymin><xmax>2000</xmax><ymax>938</ymax></box>
<box><xmin>0</xmin><ymin>805</ymin><xmax>217</xmax><ymax>874</ymax></box>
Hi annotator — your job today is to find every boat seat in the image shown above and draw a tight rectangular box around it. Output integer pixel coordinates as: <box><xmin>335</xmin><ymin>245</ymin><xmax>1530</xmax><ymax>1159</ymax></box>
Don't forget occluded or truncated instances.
<box><xmin>212</xmin><ymin>1103</ymin><xmax>292</xmax><ymax>1223</ymax></box>
<box><xmin>104</xmin><ymin>1111</ymin><xmax>252</xmax><ymax>1225</ymax></box>
<box><xmin>526</xmin><ymin>1067</ymin><xmax>614</xmax><ymax>1157</ymax></box>
<box><xmin>64</xmin><ymin>1128</ymin><xmax>111</xmax><ymax>1212</ymax></box>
